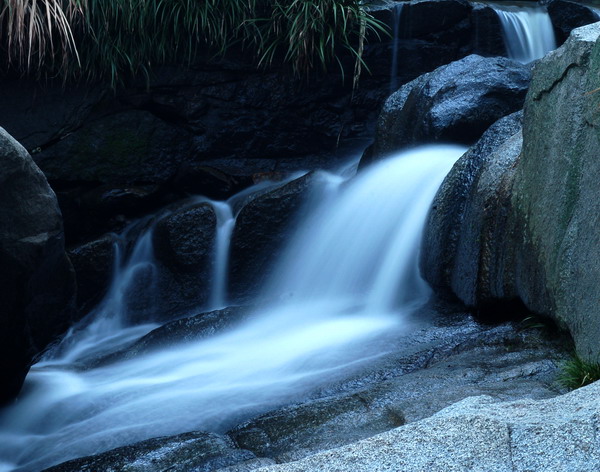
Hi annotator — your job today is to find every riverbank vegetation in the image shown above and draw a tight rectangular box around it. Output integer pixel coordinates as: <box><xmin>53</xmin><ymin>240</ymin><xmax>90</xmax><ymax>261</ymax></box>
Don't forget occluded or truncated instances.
<box><xmin>0</xmin><ymin>0</ymin><xmax>384</xmax><ymax>85</ymax></box>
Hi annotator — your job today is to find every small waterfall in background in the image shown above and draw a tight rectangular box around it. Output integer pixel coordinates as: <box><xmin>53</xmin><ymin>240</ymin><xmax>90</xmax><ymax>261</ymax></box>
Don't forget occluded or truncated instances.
<box><xmin>491</xmin><ymin>4</ymin><xmax>556</xmax><ymax>63</ymax></box>
<box><xmin>389</xmin><ymin>2</ymin><xmax>405</xmax><ymax>92</ymax></box>
<box><xmin>0</xmin><ymin>145</ymin><xmax>466</xmax><ymax>472</ymax></box>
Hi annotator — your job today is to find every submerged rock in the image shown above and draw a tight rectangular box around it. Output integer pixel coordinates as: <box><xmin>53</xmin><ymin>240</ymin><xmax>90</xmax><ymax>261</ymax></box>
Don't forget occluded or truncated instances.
<box><xmin>42</xmin><ymin>431</ymin><xmax>259</xmax><ymax>472</ymax></box>
<box><xmin>365</xmin><ymin>55</ymin><xmax>530</xmax><ymax>163</ymax></box>
<box><xmin>93</xmin><ymin>306</ymin><xmax>249</xmax><ymax>366</ymax></box>
<box><xmin>0</xmin><ymin>128</ymin><xmax>75</xmax><ymax>403</ymax></box>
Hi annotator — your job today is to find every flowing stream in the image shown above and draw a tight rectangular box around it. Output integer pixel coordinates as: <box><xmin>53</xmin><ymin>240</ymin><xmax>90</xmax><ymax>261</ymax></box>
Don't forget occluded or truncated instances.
<box><xmin>389</xmin><ymin>2</ymin><xmax>405</xmax><ymax>92</ymax></box>
<box><xmin>0</xmin><ymin>145</ymin><xmax>466</xmax><ymax>472</ymax></box>
<box><xmin>491</xmin><ymin>3</ymin><xmax>556</xmax><ymax>63</ymax></box>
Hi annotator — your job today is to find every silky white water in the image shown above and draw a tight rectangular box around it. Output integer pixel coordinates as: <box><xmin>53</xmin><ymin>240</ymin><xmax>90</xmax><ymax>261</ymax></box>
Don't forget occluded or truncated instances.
<box><xmin>389</xmin><ymin>3</ymin><xmax>405</xmax><ymax>92</ymax></box>
<box><xmin>0</xmin><ymin>145</ymin><xmax>465</xmax><ymax>472</ymax></box>
<box><xmin>491</xmin><ymin>4</ymin><xmax>556</xmax><ymax>63</ymax></box>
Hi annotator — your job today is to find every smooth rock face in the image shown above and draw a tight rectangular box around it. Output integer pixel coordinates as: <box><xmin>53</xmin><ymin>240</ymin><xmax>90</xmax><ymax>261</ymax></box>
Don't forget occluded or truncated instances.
<box><xmin>229</xmin><ymin>174</ymin><xmax>313</xmax><ymax>301</ymax></box>
<box><xmin>368</xmin><ymin>55</ymin><xmax>530</xmax><ymax>161</ymax></box>
<box><xmin>255</xmin><ymin>381</ymin><xmax>600</xmax><ymax>472</ymax></box>
<box><xmin>422</xmin><ymin>111</ymin><xmax>524</xmax><ymax>306</ymax></box>
<box><xmin>42</xmin><ymin>431</ymin><xmax>259</xmax><ymax>472</ymax></box>
<box><xmin>68</xmin><ymin>233</ymin><xmax>118</xmax><ymax>314</ymax></box>
<box><xmin>0</xmin><ymin>128</ymin><xmax>75</xmax><ymax>403</ymax></box>
<box><xmin>153</xmin><ymin>201</ymin><xmax>217</xmax><ymax>318</ymax></box>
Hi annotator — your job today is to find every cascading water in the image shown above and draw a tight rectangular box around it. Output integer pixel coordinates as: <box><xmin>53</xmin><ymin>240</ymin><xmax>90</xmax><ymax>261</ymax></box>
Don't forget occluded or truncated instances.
<box><xmin>389</xmin><ymin>2</ymin><xmax>405</xmax><ymax>92</ymax></box>
<box><xmin>0</xmin><ymin>145</ymin><xmax>465</xmax><ymax>472</ymax></box>
<box><xmin>491</xmin><ymin>3</ymin><xmax>556</xmax><ymax>63</ymax></box>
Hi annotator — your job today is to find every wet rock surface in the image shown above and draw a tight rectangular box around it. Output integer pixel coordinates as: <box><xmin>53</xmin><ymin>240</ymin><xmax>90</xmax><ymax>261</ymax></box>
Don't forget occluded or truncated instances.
<box><xmin>227</xmin><ymin>306</ymin><xmax>568</xmax><ymax>464</ymax></box>
<box><xmin>421</xmin><ymin>111</ymin><xmax>524</xmax><ymax>305</ymax></box>
<box><xmin>152</xmin><ymin>201</ymin><xmax>217</xmax><ymax>318</ymax></box>
<box><xmin>229</xmin><ymin>173</ymin><xmax>314</xmax><ymax>302</ymax></box>
<box><xmin>59</xmin><ymin>302</ymin><xmax>570</xmax><ymax>471</ymax></box>
<box><xmin>93</xmin><ymin>306</ymin><xmax>249</xmax><ymax>367</ymax></box>
<box><xmin>421</xmin><ymin>22</ymin><xmax>600</xmax><ymax>360</ymax></box>
<box><xmin>68</xmin><ymin>233</ymin><xmax>118</xmax><ymax>314</ymax></box>
<box><xmin>366</xmin><ymin>55</ymin><xmax>530</xmax><ymax>163</ymax></box>
<box><xmin>0</xmin><ymin>128</ymin><xmax>76</xmax><ymax>403</ymax></box>
<box><xmin>42</xmin><ymin>431</ymin><xmax>260</xmax><ymax>472</ymax></box>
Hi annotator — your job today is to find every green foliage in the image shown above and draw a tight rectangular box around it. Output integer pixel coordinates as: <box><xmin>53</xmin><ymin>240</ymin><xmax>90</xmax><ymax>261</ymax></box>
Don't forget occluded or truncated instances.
<box><xmin>0</xmin><ymin>0</ymin><xmax>385</xmax><ymax>86</ymax></box>
<box><xmin>558</xmin><ymin>354</ymin><xmax>600</xmax><ymax>390</ymax></box>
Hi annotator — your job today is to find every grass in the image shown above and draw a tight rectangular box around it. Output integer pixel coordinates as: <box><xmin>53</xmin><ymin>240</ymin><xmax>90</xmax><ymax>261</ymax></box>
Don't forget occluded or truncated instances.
<box><xmin>0</xmin><ymin>0</ymin><xmax>385</xmax><ymax>86</ymax></box>
<box><xmin>558</xmin><ymin>354</ymin><xmax>600</xmax><ymax>390</ymax></box>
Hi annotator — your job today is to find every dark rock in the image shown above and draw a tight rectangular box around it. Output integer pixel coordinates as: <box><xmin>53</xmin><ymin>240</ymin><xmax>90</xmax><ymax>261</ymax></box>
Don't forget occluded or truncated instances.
<box><xmin>42</xmin><ymin>431</ymin><xmax>257</xmax><ymax>472</ymax></box>
<box><xmin>0</xmin><ymin>80</ymin><xmax>103</xmax><ymax>152</ymax></box>
<box><xmin>421</xmin><ymin>111</ymin><xmax>524</xmax><ymax>302</ymax></box>
<box><xmin>0</xmin><ymin>128</ymin><xmax>76</xmax><ymax>403</ymax></box>
<box><xmin>421</xmin><ymin>23</ymin><xmax>600</xmax><ymax>361</ymax></box>
<box><xmin>68</xmin><ymin>233</ymin><xmax>118</xmax><ymax>314</ymax></box>
<box><xmin>34</xmin><ymin>110</ymin><xmax>193</xmax><ymax>185</ymax></box>
<box><xmin>153</xmin><ymin>201</ymin><xmax>217</xmax><ymax>317</ymax></box>
<box><xmin>93</xmin><ymin>306</ymin><xmax>249</xmax><ymax>366</ymax></box>
<box><xmin>170</xmin><ymin>164</ymin><xmax>253</xmax><ymax>200</ymax></box>
<box><xmin>548</xmin><ymin>0</ymin><xmax>599</xmax><ymax>44</ymax></box>
<box><xmin>367</xmin><ymin>55</ymin><xmax>530</xmax><ymax>162</ymax></box>
<box><xmin>470</xmin><ymin>4</ymin><xmax>508</xmax><ymax>57</ymax></box>
<box><xmin>229</xmin><ymin>173</ymin><xmax>314</xmax><ymax>302</ymax></box>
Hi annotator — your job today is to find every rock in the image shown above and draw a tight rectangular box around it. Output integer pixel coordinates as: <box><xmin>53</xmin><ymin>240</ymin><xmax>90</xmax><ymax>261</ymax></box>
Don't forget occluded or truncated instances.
<box><xmin>421</xmin><ymin>111</ymin><xmax>524</xmax><ymax>304</ymax></box>
<box><xmin>421</xmin><ymin>23</ymin><xmax>600</xmax><ymax>360</ymax></box>
<box><xmin>229</xmin><ymin>173</ymin><xmax>314</xmax><ymax>302</ymax></box>
<box><xmin>93</xmin><ymin>306</ymin><xmax>249</xmax><ymax>366</ymax></box>
<box><xmin>470</xmin><ymin>4</ymin><xmax>507</xmax><ymax>58</ymax></box>
<box><xmin>510</xmin><ymin>22</ymin><xmax>600</xmax><ymax>359</ymax></box>
<box><xmin>152</xmin><ymin>201</ymin><xmax>217</xmax><ymax>318</ymax></box>
<box><xmin>548</xmin><ymin>0</ymin><xmax>599</xmax><ymax>44</ymax></box>
<box><xmin>42</xmin><ymin>431</ymin><xmax>258</xmax><ymax>472</ymax></box>
<box><xmin>227</xmin><ymin>313</ymin><xmax>566</xmax><ymax>465</ymax></box>
<box><xmin>367</xmin><ymin>55</ymin><xmax>530</xmax><ymax>162</ymax></box>
<box><xmin>0</xmin><ymin>128</ymin><xmax>76</xmax><ymax>403</ymax></box>
<box><xmin>68</xmin><ymin>233</ymin><xmax>118</xmax><ymax>314</ymax></box>
<box><xmin>34</xmin><ymin>110</ymin><xmax>193</xmax><ymax>186</ymax></box>
<box><xmin>255</xmin><ymin>381</ymin><xmax>600</xmax><ymax>472</ymax></box>
<box><xmin>170</xmin><ymin>164</ymin><xmax>253</xmax><ymax>200</ymax></box>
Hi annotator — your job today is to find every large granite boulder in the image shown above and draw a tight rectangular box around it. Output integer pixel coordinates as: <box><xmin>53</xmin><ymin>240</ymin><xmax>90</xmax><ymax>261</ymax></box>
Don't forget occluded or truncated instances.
<box><xmin>0</xmin><ymin>128</ymin><xmax>75</xmax><ymax>403</ymax></box>
<box><xmin>422</xmin><ymin>23</ymin><xmax>600</xmax><ymax>360</ymax></box>
<box><xmin>366</xmin><ymin>55</ymin><xmax>530</xmax><ymax>162</ymax></box>
<box><xmin>509</xmin><ymin>22</ymin><xmax>600</xmax><ymax>359</ymax></box>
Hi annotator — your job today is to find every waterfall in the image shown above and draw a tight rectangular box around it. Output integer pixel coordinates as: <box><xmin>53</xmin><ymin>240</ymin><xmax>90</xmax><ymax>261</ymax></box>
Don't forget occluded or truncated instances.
<box><xmin>389</xmin><ymin>3</ymin><xmax>405</xmax><ymax>92</ymax></box>
<box><xmin>491</xmin><ymin>4</ymin><xmax>556</xmax><ymax>63</ymax></box>
<box><xmin>0</xmin><ymin>145</ymin><xmax>465</xmax><ymax>472</ymax></box>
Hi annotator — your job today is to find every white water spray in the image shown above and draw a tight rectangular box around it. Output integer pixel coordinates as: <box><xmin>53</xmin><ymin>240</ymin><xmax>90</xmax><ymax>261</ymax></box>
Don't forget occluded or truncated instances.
<box><xmin>491</xmin><ymin>4</ymin><xmax>556</xmax><ymax>63</ymax></box>
<box><xmin>0</xmin><ymin>145</ymin><xmax>465</xmax><ymax>472</ymax></box>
